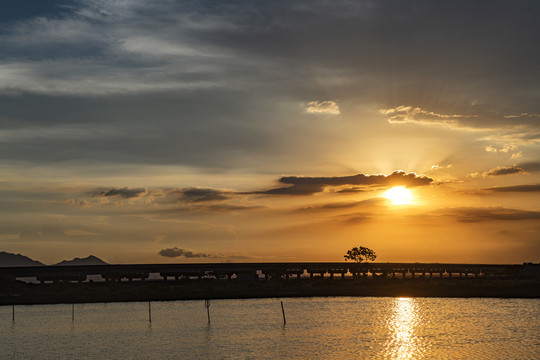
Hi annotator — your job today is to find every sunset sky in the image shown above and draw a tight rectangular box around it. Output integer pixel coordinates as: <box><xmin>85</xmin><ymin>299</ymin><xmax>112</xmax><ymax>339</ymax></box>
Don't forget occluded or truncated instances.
<box><xmin>1</xmin><ymin>0</ymin><xmax>539</xmax><ymax>264</ymax></box>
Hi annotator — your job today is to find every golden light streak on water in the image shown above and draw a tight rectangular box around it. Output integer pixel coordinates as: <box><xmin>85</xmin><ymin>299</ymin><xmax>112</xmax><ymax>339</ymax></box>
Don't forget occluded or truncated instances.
<box><xmin>385</xmin><ymin>297</ymin><xmax>424</xmax><ymax>359</ymax></box>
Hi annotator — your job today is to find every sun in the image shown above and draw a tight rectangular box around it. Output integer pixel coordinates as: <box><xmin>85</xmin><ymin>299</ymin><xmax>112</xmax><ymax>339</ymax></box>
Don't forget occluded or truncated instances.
<box><xmin>383</xmin><ymin>186</ymin><xmax>414</xmax><ymax>205</ymax></box>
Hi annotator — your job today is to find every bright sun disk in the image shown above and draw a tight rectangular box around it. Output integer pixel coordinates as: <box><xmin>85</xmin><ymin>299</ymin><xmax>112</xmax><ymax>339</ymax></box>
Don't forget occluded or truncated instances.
<box><xmin>384</xmin><ymin>186</ymin><xmax>414</xmax><ymax>205</ymax></box>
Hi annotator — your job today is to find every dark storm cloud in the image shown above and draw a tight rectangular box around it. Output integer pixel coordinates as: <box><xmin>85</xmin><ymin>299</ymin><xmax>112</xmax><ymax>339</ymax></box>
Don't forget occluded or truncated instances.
<box><xmin>96</xmin><ymin>187</ymin><xmax>147</xmax><ymax>199</ymax></box>
<box><xmin>262</xmin><ymin>171</ymin><xmax>432</xmax><ymax>196</ymax></box>
<box><xmin>158</xmin><ymin>247</ymin><xmax>211</xmax><ymax>258</ymax></box>
<box><xmin>483</xmin><ymin>184</ymin><xmax>540</xmax><ymax>193</ymax></box>
<box><xmin>435</xmin><ymin>207</ymin><xmax>540</xmax><ymax>223</ymax></box>
<box><xmin>0</xmin><ymin>1</ymin><xmax>538</xmax><ymax>168</ymax></box>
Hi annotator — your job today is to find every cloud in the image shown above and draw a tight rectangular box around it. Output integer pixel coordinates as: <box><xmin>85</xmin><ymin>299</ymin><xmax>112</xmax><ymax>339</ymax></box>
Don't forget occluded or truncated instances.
<box><xmin>434</xmin><ymin>207</ymin><xmax>540</xmax><ymax>223</ymax></box>
<box><xmin>263</xmin><ymin>183</ymin><xmax>325</xmax><ymax>196</ymax></box>
<box><xmin>297</xmin><ymin>197</ymin><xmax>386</xmax><ymax>212</ymax></box>
<box><xmin>334</xmin><ymin>212</ymin><xmax>374</xmax><ymax>224</ymax></box>
<box><xmin>151</xmin><ymin>187</ymin><xmax>230</xmax><ymax>205</ymax></box>
<box><xmin>484</xmin><ymin>144</ymin><xmax>517</xmax><ymax>153</ymax></box>
<box><xmin>19</xmin><ymin>224</ymin><xmax>66</xmax><ymax>240</ymax></box>
<box><xmin>482</xmin><ymin>184</ymin><xmax>540</xmax><ymax>193</ymax></box>
<box><xmin>381</xmin><ymin>106</ymin><xmax>540</xmax><ymax>144</ymax></box>
<box><xmin>193</xmin><ymin>204</ymin><xmax>263</xmax><ymax>212</ymax></box>
<box><xmin>482</xmin><ymin>161</ymin><xmax>540</xmax><ymax>176</ymax></box>
<box><xmin>158</xmin><ymin>247</ymin><xmax>211</xmax><ymax>258</ymax></box>
<box><xmin>180</xmin><ymin>188</ymin><xmax>228</xmax><ymax>202</ymax></box>
<box><xmin>511</xmin><ymin>151</ymin><xmax>523</xmax><ymax>159</ymax></box>
<box><xmin>153</xmin><ymin>203</ymin><xmax>263</xmax><ymax>215</ymax></box>
<box><xmin>262</xmin><ymin>170</ymin><xmax>433</xmax><ymax>195</ymax></box>
<box><xmin>304</xmin><ymin>100</ymin><xmax>340</xmax><ymax>115</ymax></box>
<box><xmin>504</xmin><ymin>113</ymin><xmax>540</xmax><ymax>119</ymax></box>
<box><xmin>1</xmin><ymin>0</ymin><xmax>539</xmax><ymax>172</ymax></box>
<box><xmin>428</xmin><ymin>164</ymin><xmax>453</xmax><ymax>172</ymax></box>
<box><xmin>66</xmin><ymin>199</ymin><xmax>90</xmax><ymax>207</ymax></box>
<box><xmin>96</xmin><ymin>187</ymin><xmax>148</xmax><ymax>198</ymax></box>
<box><xmin>336</xmin><ymin>187</ymin><xmax>371</xmax><ymax>194</ymax></box>
<box><xmin>484</xmin><ymin>144</ymin><xmax>523</xmax><ymax>159</ymax></box>
<box><xmin>519</xmin><ymin>161</ymin><xmax>540</xmax><ymax>172</ymax></box>
<box><xmin>483</xmin><ymin>166</ymin><xmax>525</xmax><ymax>176</ymax></box>
<box><xmin>0</xmin><ymin>1</ymin><xmax>234</xmax><ymax>96</ymax></box>
<box><xmin>380</xmin><ymin>105</ymin><xmax>477</xmax><ymax>128</ymax></box>
<box><xmin>19</xmin><ymin>229</ymin><xmax>42</xmax><ymax>240</ymax></box>
<box><xmin>481</xmin><ymin>131</ymin><xmax>540</xmax><ymax>147</ymax></box>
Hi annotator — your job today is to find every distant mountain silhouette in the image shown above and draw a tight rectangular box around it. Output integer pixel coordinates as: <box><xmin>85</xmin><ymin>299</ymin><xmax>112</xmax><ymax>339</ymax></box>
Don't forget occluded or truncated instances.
<box><xmin>54</xmin><ymin>255</ymin><xmax>108</xmax><ymax>266</ymax></box>
<box><xmin>0</xmin><ymin>251</ymin><xmax>45</xmax><ymax>267</ymax></box>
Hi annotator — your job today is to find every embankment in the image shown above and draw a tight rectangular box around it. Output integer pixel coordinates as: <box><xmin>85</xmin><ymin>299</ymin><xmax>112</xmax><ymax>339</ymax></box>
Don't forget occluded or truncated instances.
<box><xmin>1</xmin><ymin>278</ymin><xmax>539</xmax><ymax>305</ymax></box>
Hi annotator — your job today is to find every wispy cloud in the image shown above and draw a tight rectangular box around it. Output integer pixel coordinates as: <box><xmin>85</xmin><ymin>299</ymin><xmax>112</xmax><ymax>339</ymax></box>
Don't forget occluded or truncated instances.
<box><xmin>503</xmin><ymin>113</ymin><xmax>540</xmax><ymax>119</ymax></box>
<box><xmin>0</xmin><ymin>1</ymin><xmax>239</xmax><ymax>96</ymax></box>
<box><xmin>380</xmin><ymin>105</ymin><xmax>477</xmax><ymax>129</ymax></box>
<box><xmin>482</xmin><ymin>184</ymin><xmax>540</xmax><ymax>193</ymax></box>
<box><xmin>304</xmin><ymin>100</ymin><xmax>340</xmax><ymax>115</ymax></box>
<box><xmin>433</xmin><ymin>207</ymin><xmax>540</xmax><ymax>223</ymax></box>
<box><xmin>0</xmin><ymin>124</ymin><xmax>120</xmax><ymax>143</ymax></box>
<box><xmin>428</xmin><ymin>164</ymin><xmax>453</xmax><ymax>172</ymax></box>
<box><xmin>519</xmin><ymin>161</ymin><xmax>540</xmax><ymax>172</ymax></box>
<box><xmin>381</xmin><ymin>106</ymin><xmax>540</xmax><ymax>147</ymax></box>
<box><xmin>95</xmin><ymin>187</ymin><xmax>148</xmax><ymax>199</ymax></box>
<box><xmin>177</xmin><ymin>188</ymin><xmax>228</xmax><ymax>202</ymax></box>
<box><xmin>296</xmin><ymin>197</ymin><xmax>386</xmax><ymax>212</ymax></box>
<box><xmin>150</xmin><ymin>187</ymin><xmax>230</xmax><ymax>205</ymax></box>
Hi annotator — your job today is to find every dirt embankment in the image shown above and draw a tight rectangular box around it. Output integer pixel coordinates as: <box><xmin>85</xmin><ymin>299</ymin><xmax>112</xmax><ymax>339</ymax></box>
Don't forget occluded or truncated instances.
<box><xmin>1</xmin><ymin>278</ymin><xmax>539</xmax><ymax>305</ymax></box>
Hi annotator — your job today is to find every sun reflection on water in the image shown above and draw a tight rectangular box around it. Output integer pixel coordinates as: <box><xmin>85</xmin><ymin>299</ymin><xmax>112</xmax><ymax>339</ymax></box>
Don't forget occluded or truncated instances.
<box><xmin>385</xmin><ymin>297</ymin><xmax>422</xmax><ymax>359</ymax></box>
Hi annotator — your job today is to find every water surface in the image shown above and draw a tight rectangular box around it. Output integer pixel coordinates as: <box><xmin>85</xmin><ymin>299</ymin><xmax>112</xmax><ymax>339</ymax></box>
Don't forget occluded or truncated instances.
<box><xmin>1</xmin><ymin>297</ymin><xmax>539</xmax><ymax>359</ymax></box>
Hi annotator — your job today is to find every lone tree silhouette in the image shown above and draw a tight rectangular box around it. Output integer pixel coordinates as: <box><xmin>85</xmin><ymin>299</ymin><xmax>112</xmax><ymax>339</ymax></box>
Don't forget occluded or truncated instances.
<box><xmin>344</xmin><ymin>246</ymin><xmax>376</xmax><ymax>263</ymax></box>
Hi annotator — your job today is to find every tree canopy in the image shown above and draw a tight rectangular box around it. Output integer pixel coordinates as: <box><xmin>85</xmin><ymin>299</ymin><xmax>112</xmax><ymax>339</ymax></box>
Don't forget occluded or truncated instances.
<box><xmin>344</xmin><ymin>246</ymin><xmax>376</xmax><ymax>263</ymax></box>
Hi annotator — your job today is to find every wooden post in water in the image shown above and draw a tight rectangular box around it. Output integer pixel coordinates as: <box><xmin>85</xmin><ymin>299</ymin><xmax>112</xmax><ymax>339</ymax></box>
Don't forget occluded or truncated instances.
<box><xmin>205</xmin><ymin>299</ymin><xmax>211</xmax><ymax>324</ymax></box>
<box><xmin>72</xmin><ymin>304</ymin><xmax>74</xmax><ymax>322</ymax></box>
<box><xmin>280</xmin><ymin>301</ymin><xmax>286</xmax><ymax>325</ymax></box>
<box><xmin>148</xmin><ymin>301</ymin><xmax>152</xmax><ymax>323</ymax></box>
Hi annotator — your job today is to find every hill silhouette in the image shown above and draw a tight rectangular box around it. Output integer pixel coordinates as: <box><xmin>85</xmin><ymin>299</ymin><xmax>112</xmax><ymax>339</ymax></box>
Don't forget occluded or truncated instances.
<box><xmin>0</xmin><ymin>252</ymin><xmax>108</xmax><ymax>267</ymax></box>
<box><xmin>54</xmin><ymin>255</ymin><xmax>108</xmax><ymax>266</ymax></box>
<box><xmin>0</xmin><ymin>251</ymin><xmax>44</xmax><ymax>267</ymax></box>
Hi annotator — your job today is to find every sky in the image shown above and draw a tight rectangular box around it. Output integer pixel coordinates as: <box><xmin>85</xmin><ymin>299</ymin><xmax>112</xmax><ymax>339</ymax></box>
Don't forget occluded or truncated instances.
<box><xmin>1</xmin><ymin>0</ymin><xmax>539</xmax><ymax>265</ymax></box>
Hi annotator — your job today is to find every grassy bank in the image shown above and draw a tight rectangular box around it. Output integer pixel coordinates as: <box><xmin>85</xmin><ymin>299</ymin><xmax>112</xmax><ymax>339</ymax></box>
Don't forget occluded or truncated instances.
<box><xmin>1</xmin><ymin>278</ymin><xmax>539</xmax><ymax>305</ymax></box>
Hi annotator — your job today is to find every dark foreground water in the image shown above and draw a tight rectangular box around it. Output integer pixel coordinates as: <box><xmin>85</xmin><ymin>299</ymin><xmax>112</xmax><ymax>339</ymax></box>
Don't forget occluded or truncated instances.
<box><xmin>1</xmin><ymin>297</ymin><xmax>539</xmax><ymax>359</ymax></box>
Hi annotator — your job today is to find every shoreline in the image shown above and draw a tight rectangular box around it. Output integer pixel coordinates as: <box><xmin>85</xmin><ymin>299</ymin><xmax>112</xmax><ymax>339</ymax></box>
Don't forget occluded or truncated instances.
<box><xmin>1</xmin><ymin>278</ymin><xmax>539</xmax><ymax>306</ymax></box>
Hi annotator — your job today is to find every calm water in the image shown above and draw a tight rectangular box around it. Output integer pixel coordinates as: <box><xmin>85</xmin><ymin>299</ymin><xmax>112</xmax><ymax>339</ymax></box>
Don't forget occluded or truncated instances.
<box><xmin>1</xmin><ymin>297</ymin><xmax>539</xmax><ymax>359</ymax></box>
